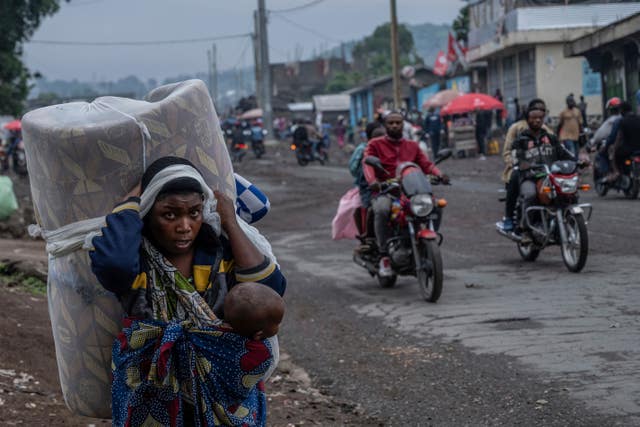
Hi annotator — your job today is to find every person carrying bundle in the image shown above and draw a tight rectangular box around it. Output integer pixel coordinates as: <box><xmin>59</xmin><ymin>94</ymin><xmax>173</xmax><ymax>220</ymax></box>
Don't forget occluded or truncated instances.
<box><xmin>89</xmin><ymin>156</ymin><xmax>286</xmax><ymax>426</ymax></box>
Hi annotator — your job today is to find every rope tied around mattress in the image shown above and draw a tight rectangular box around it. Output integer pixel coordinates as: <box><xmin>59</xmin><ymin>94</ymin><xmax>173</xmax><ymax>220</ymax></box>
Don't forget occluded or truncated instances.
<box><xmin>28</xmin><ymin>165</ymin><xmax>276</xmax><ymax>264</ymax></box>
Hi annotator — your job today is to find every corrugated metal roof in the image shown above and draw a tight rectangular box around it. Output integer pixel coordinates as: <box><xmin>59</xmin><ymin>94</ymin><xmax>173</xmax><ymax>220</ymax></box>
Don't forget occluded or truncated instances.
<box><xmin>515</xmin><ymin>3</ymin><xmax>640</xmax><ymax>30</ymax></box>
<box><xmin>312</xmin><ymin>94</ymin><xmax>350</xmax><ymax>112</ymax></box>
<box><xmin>287</xmin><ymin>102</ymin><xmax>314</xmax><ymax>112</ymax></box>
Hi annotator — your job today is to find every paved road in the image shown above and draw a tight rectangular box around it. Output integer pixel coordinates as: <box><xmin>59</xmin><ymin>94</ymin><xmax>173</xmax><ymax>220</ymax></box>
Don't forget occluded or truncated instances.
<box><xmin>239</xmin><ymin>151</ymin><xmax>640</xmax><ymax>425</ymax></box>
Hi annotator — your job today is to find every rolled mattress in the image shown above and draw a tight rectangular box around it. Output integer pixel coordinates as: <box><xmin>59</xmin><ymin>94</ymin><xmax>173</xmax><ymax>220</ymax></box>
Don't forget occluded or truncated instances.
<box><xmin>21</xmin><ymin>79</ymin><xmax>235</xmax><ymax>418</ymax></box>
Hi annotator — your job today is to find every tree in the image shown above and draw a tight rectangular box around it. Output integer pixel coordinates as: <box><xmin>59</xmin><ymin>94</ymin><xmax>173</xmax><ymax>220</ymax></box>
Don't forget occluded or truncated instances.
<box><xmin>0</xmin><ymin>0</ymin><xmax>65</xmax><ymax>116</ymax></box>
<box><xmin>351</xmin><ymin>23</ymin><xmax>422</xmax><ymax>79</ymax></box>
<box><xmin>452</xmin><ymin>5</ymin><xmax>470</xmax><ymax>45</ymax></box>
<box><xmin>325</xmin><ymin>71</ymin><xmax>363</xmax><ymax>94</ymax></box>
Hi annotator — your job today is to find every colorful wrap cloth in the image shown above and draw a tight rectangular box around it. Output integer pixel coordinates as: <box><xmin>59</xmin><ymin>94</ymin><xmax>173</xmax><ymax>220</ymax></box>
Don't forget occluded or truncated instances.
<box><xmin>112</xmin><ymin>318</ymin><xmax>272</xmax><ymax>427</ymax></box>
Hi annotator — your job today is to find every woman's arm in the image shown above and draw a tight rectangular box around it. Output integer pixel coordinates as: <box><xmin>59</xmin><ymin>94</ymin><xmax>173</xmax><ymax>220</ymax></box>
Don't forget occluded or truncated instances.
<box><xmin>216</xmin><ymin>190</ymin><xmax>286</xmax><ymax>296</ymax></box>
<box><xmin>89</xmin><ymin>197</ymin><xmax>143</xmax><ymax>295</ymax></box>
<box><xmin>216</xmin><ymin>190</ymin><xmax>264</xmax><ymax>269</ymax></box>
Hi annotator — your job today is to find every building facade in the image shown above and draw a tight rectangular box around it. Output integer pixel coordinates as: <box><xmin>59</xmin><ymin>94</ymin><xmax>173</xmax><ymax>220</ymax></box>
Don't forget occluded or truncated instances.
<box><xmin>347</xmin><ymin>66</ymin><xmax>438</xmax><ymax>127</ymax></box>
<box><xmin>565</xmin><ymin>12</ymin><xmax>640</xmax><ymax>112</ymax></box>
<box><xmin>466</xmin><ymin>0</ymin><xmax>640</xmax><ymax>119</ymax></box>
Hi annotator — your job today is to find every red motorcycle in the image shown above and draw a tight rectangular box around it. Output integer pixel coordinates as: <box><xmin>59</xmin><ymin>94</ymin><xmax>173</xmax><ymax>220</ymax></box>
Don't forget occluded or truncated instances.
<box><xmin>497</xmin><ymin>160</ymin><xmax>592</xmax><ymax>272</ymax></box>
<box><xmin>353</xmin><ymin>150</ymin><xmax>451</xmax><ymax>302</ymax></box>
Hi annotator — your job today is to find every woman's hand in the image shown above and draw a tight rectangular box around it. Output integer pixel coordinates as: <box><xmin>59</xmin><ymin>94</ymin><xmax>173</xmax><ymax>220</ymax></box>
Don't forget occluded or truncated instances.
<box><xmin>214</xmin><ymin>190</ymin><xmax>237</xmax><ymax>231</ymax></box>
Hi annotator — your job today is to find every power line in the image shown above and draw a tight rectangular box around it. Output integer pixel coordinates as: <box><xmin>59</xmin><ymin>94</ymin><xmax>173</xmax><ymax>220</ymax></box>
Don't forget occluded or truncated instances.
<box><xmin>270</xmin><ymin>13</ymin><xmax>340</xmax><ymax>43</ymax></box>
<box><xmin>269</xmin><ymin>0</ymin><xmax>326</xmax><ymax>13</ymax></box>
<box><xmin>29</xmin><ymin>33</ymin><xmax>251</xmax><ymax>46</ymax></box>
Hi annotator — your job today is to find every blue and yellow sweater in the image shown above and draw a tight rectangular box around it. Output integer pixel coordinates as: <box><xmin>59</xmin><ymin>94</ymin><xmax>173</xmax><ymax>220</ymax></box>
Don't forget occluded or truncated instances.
<box><xmin>89</xmin><ymin>197</ymin><xmax>286</xmax><ymax>318</ymax></box>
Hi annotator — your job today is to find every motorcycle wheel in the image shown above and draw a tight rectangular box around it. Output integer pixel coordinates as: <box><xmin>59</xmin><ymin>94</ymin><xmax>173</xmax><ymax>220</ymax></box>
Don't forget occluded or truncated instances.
<box><xmin>378</xmin><ymin>274</ymin><xmax>397</xmax><ymax>288</ymax></box>
<box><xmin>623</xmin><ymin>178</ymin><xmax>639</xmax><ymax>199</ymax></box>
<box><xmin>561</xmin><ymin>213</ymin><xmax>588</xmax><ymax>273</ymax></box>
<box><xmin>593</xmin><ymin>168</ymin><xmax>608</xmax><ymax>197</ymax></box>
<box><xmin>417</xmin><ymin>240</ymin><xmax>443</xmax><ymax>303</ymax></box>
<box><xmin>296</xmin><ymin>155</ymin><xmax>309</xmax><ymax>166</ymax></box>
<box><xmin>517</xmin><ymin>243</ymin><xmax>540</xmax><ymax>262</ymax></box>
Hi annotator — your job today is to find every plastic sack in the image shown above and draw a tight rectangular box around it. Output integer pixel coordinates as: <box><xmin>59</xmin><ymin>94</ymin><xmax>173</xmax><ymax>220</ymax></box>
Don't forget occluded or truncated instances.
<box><xmin>21</xmin><ymin>79</ymin><xmax>235</xmax><ymax>418</ymax></box>
<box><xmin>331</xmin><ymin>187</ymin><xmax>361</xmax><ymax>240</ymax></box>
<box><xmin>0</xmin><ymin>176</ymin><xmax>18</xmax><ymax>220</ymax></box>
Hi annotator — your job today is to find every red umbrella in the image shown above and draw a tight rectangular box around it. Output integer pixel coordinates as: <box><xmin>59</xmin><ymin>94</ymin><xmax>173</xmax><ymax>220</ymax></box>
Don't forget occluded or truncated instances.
<box><xmin>422</xmin><ymin>89</ymin><xmax>461</xmax><ymax>110</ymax></box>
<box><xmin>440</xmin><ymin>93</ymin><xmax>504</xmax><ymax>116</ymax></box>
<box><xmin>3</xmin><ymin>120</ymin><xmax>21</xmax><ymax>131</ymax></box>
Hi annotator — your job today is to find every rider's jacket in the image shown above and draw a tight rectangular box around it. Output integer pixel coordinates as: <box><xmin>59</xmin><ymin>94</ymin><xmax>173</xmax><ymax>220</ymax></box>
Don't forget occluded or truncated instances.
<box><xmin>512</xmin><ymin>128</ymin><xmax>573</xmax><ymax>175</ymax></box>
<box><xmin>363</xmin><ymin>135</ymin><xmax>441</xmax><ymax>184</ymax></box>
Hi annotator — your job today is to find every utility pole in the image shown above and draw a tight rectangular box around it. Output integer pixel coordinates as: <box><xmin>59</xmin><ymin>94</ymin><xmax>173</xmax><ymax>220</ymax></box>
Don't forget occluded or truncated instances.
<box><xmin>390</xmin><ymin>0</ymin><xmax>402</xmax><ymax>109</ymax></box>
<box><xmin>211</xmin><ymin>43</ymin><xmax>218</xmax><ymax>105</ymax></box>
<box><xmin>253</xmin><ymin>10</ymin><xmax>262</xmax><ymax>108</ymax></box>
<box><xmin>257</xmin><ymin>0</ymin><xmax>273</xmax><ymax>136</ymax></box>
<box><xmin>207</xmin><ymin>44</ymin><xmax>218</xmax><ymax>106</ymax></box>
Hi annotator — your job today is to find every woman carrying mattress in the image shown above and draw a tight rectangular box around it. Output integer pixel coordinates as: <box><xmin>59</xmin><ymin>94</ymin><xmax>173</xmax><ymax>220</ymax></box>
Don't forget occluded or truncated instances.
<box><xmin>89</xmin><ymin>156</ymin><xmax>286</xmax><ymax>427</ymax></box>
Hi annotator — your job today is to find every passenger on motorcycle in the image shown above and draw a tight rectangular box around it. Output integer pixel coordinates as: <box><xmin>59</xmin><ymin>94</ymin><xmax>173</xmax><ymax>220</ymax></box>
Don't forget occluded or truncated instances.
<box><xmin>363</xmin><ymin>111</ymin><xmax>450</xmax><ymax>277</ymax></box>
<box><xmin>598</xmin><ymin>101</ymin><xmax>640</xmax><ymax>182</ymax></box>
<box><xmin>609</xmin><ymin>102</ymin><xmax>640</xmax><ymax>181</ymax></box>
<box><xmin>498</xmin><ymin>107</ymin><xmax>574</xmax><ymax>233</ymax></box>
<box><xmin>349</xmin><ymin>122</ymin><xmax>385</xmax><ymax>208</ymax></box>
<box><xmin>592</xmin><ymin>98</ymin><xmax>622</xmax><ymax>178</ymax></box>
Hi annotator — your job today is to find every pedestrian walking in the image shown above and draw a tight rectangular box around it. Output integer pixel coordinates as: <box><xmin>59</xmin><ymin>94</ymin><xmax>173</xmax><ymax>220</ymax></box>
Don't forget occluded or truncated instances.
<box><xmin>557</xmin><ymin>94</ymin><xmax>583</xmax><ymax>158</ymax></box>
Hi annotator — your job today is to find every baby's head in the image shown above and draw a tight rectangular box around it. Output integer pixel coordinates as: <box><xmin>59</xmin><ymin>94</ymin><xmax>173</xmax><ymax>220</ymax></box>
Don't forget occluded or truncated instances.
<box><xmin>224</xmin><ymin>282</ymin><xmax>285</xmax><ymax>340</ymax></box>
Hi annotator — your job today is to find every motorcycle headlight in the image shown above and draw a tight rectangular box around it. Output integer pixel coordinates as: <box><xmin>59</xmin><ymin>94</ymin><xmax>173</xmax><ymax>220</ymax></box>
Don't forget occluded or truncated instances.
<box><xmin>410</xmin><ymin>194</ymin><xmax>433</xmax><ymax>217</ymax></box>
<box><xmin>555</xmin><ymin>176</ymin><xmax>579</xmax><ymax>193</ymax></box>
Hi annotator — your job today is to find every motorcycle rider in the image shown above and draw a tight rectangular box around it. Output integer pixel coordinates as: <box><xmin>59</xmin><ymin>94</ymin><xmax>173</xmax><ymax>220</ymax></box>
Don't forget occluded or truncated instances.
<box><xmin>498</xmin><ymin>105</ymin><xmax>574</xmax><ymax>233</ymax></box>
<box><xmin>502</xmin><ymin>99</ymin><xmax>553</xmax><ymax>183</ymax></box>
<box><xmin>363</xmin><ymin>111</ymin><xmax>450</xmax><ymax>277</ymax></box>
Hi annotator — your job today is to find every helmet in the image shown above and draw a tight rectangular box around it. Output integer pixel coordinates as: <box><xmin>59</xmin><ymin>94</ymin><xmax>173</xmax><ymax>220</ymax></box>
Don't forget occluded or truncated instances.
<box><xmin>605</xmin><ymin>97</ymin><xmax>621</xmax><ymax>109</ymax></box>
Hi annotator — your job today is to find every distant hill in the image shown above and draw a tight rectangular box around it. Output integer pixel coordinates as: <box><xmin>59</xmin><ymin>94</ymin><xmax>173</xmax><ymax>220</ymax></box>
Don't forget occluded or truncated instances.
<box><xmin>408</xmin><ymin>22</ymin><xmax>451</xmax><ymax>67</ymax></box>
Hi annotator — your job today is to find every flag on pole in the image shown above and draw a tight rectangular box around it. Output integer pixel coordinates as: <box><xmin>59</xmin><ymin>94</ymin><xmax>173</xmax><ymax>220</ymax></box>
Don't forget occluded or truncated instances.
<box><xmin>433</xmin><ymin>50</ymin><xmax>448</xmax><ymax>76</ymax></box>
<box><xmin>447</xmin><ymin>33</ymin><xmax>458</xmax><ymax>64</ymax></box>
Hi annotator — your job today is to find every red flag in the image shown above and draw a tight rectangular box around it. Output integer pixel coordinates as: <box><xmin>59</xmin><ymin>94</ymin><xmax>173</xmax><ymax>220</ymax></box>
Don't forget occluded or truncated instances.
<box><xmin>433</xmin><ymin>50</ymin><xmax>448</xmax><ymax>76</ymax></box>
<box><xmin>447</xmin><ymin>33</ymin><xmax>458</xmax><ymax>63</ymax></box>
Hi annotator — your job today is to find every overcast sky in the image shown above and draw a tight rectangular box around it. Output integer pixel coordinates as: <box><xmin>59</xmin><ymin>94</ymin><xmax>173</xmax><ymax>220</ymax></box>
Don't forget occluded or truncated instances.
<box><xmin>23</xmin><ymin>0</ymin><xmax>465</xmax><ymax>82</ymax></box>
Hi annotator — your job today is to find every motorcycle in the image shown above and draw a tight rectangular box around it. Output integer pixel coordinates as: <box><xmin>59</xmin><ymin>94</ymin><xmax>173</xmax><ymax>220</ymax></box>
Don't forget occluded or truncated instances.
<box><xmin>230</xmin><ymin>140</ymin><xmax>248</xmax><ymax>163</ymax></box>
<box><xmin>251</xmin><ymin>127</ymin><xmax>267</xmax><ymax>159</ymax></box>
<box><xmin>353</xmin><ymin>149</ymin><xmax>451</xmax><ymax>302</ymax></box>
<box><xmin>0</xmin><ymin>138</ymin><xmax>28</xmax><ymax>176</ymax></box>
<box><xmin>290</xmin><ymin>139</ymin><xmax>328</xmax><ymax>166</ymax></box>
<box><xmin>496</xmin><ymin>160</ymin><xmax>592</xmax><ymax>272</ymax></box>
<box><xmin>592</xmin><ymin>139</ymin><xmax>640</xmax><ymax>199</ymax></box>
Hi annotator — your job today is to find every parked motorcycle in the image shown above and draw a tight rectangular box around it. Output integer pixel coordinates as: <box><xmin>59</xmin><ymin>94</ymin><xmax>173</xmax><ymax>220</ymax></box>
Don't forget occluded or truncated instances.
<box><xmin>290</xmin><ymin>139</ymin><xmax>328</xmax><ymax>166</ymax></box>
<box><xmin>0</xmin><ymin>138</ymin><xmax>27</xmax><ymax>176</ymax></box>
<box><xmin>496</xmin><ymin>160</ymin><xmax>592</xmax><ymax>272</ymax></box>
<box><xmin>353</xmin><ymin>149</ymin><xmax>451</xmax><ymax>302</ymax></box>
<box><xmin>592</xmin><ymin>139</ymin><xmax>640</xmax><ymax>199</ymax></box>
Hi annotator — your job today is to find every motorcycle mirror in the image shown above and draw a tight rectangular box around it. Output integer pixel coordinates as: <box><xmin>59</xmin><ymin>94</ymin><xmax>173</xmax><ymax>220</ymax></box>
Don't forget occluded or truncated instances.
<box><xmin>364</xmin><ymin>156</ymin><xmax>387</xmax><ymax>174</ymax></box>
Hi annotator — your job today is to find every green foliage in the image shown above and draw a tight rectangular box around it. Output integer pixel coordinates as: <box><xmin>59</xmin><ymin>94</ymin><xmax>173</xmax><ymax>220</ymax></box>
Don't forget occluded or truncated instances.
<box><xmin>325</xmin><ymin>71</ymin><xmax>363</xmax><ymax>93</ymax></box>
<box><xmin>0</xmin><ymin>0</ymin><xmax>65</xmax><ymax>116</ymax></box>
<box><xmin>0</xmin><ymin>263</ymin><xmax>46</xmax><ymax>296</ymax></box>
<box><xmin>351</xmin><ymin>23</ymin><xmax>422</xmax><ymax>79</ymax></box>
<box><xmin>452</xmin><ymin>5</ymin><xmax>470</xmax><ymax>44</ymax></box>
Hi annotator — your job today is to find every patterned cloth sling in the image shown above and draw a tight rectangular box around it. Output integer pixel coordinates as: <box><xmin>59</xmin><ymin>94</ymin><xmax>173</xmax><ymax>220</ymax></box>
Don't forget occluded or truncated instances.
<box><xmin>111</xmin><ymin>239</ymin><xmax>273</xmax><ymax>427</ymax></box>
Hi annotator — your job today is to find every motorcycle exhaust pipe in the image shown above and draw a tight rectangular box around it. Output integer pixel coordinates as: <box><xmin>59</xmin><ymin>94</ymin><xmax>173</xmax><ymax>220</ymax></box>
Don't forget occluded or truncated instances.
<box><xmin>495</xmin><ymin>227</ymin><xmax>523</xmax><ymax>243</ymax></box>
<box><xmin>353</xmin><ymin>253</ymin><xmax>377</xmax><ymax>276</ymax></box>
